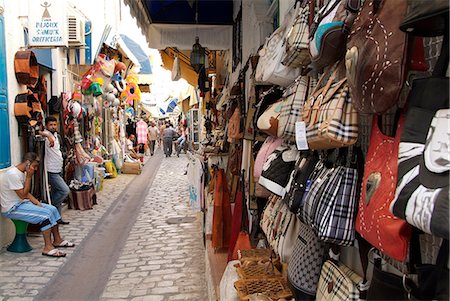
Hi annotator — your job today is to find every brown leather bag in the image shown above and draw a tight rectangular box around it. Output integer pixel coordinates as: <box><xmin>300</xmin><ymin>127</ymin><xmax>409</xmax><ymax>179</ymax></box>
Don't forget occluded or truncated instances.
<box><xmin>227</xmin><ymin>107</ymin><xmax>243</xmax><ymax>140</ymax></box>
<box><xmin>346</xmin><ymin>0</ymin><xmax>408</xmax><ymax>114</ymax></box>
<box><xmin>14</xmin><ymin>50</ymin><xmax>39</xmax><ymax>87</ymax></box>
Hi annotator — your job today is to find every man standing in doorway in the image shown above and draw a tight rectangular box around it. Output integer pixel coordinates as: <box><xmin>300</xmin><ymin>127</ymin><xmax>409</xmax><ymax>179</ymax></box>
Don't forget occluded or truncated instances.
<box><xmin>148</xmin><ymin>122</ymin><xmax>159</xmax><ymax>156</ymax></box>
<box><xmin>40</xmin><ymin>116</ymin><xmax>70</xmax><ymax>225</ymax></box>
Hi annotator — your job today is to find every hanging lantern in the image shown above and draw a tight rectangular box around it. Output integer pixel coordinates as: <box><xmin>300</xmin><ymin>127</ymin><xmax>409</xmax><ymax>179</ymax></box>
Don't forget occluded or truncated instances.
<box><xmin>190</xmin><ymin>36</ymin><xmax>206</xmax><ymax>73</ymax></box>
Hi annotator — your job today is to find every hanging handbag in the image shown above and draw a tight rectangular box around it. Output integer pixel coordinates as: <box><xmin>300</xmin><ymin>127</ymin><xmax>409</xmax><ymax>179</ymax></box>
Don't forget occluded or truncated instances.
<box><xmin>287</xmin><ymin>220</ymin><xmax>327</xmax><ymax>298</ymax></box>
<box><xmin>312</xmin><ymin>165</ymin><xmax>359</xmax><ymax>246</ymax></box>
<box><xmin>281</xmin><ymin>151</ymin><xmax>320</xmax><ymax>215</ymax></box>
<box><xmin>316</xmin><ymin>259</ymin><xmax>364</xmax><ymax>301</ymax></box>
<box><xmin>303</xmin><ymin>65</ymin><xmax>358</xmax><ymax>150</ymax></box>
<box><xmin>228</xmin><ymin>143</ymin><xmax>243</xmax><ymax>176</ymax></box>
<box><xmin>254</xmin><ymin>136</ymin><xmax>284</xmax><ymax>178</ymax></box>
<box><xmin>256</xmin><ymin>101</ymin><xmax>282</xmax><ymax>137</ymax></box>
<box><xmin>227</xmin><ymin>106</ymin><xmax>243</xmax><ymax>140</ymax></box>
<box><xmin>259</xmin><ymin>144</ymin><xmax>298</xmax><ymax>197</ymax></box>
<box><xmin>278</xmin><ymin>75</ymin><xmax>316</xmax><ymax>141</ymax></box>
<box><xmin>356</xmin><ymin>115</ymin><xmax>412</xmax><ymax>261</ymax></box>
<box><xmin>399</xmin><ymin>0</ymin><xmax>449</xmax><ymax>37</ymax></box>
<box><xmin>390</xmin><ymin>36</ymin><xmax>450</xmax><ymax>240</ymax></box>
<box><xmin>309</xmin><ymin>0</ymin><xmax>361</xmax><ymax>71</ymax></box>
<box><xmin>254</xmin><ymin>11</ymin><xmax>301</xmax><ymax>87</ymax></box>
<box><xmin>171</xmin><ymin>54</ymin><xmax>181</xmax><ymax>81</ymax></box>
<box><xmin>281</xmin><ymin>0</ymin><xmax>314</xmax><ymax>68</ymax></box>
<box><xmin>14</xmin><ymin>50</ymin><xmax>39</xmax><ymax>87</ymax></box>
<box><xmin>346</xmin><ymin>0</ymin><xmax>408</xmax><ymax>114</ymax></box>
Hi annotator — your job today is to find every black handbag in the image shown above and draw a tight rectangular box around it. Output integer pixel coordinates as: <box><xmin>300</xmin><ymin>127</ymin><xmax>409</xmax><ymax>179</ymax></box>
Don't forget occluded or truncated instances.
<box><xmin>282</xmin><ymin>151</ymin><xmax>320</xmax><ymax>214</ymax></box>
<box><xmin>400</xmin><ymin>0</ymin><xmax>449</xmax><ymax>37</ymax></box>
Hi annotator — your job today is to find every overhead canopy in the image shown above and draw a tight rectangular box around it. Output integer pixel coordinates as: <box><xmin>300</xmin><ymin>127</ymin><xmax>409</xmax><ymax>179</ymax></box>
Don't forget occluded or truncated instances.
<box><xmin>166</xmin><ymin>98</ymin><xmax>178</xmax><ymax>113</ymax></box>
<box><xmin>118</xmin><ymin>35</ymin><xmax>152</xmax><ymax>74</ymax></box>
<box><xmin>159</xmin><ymin>48</ymin><xmax>198</xmax><ymax>87</ymax></box>
<box><xmin>32</xmin><ymin>48</ymin><xmax>54</xmax><ymax>70</ymax></box>
<box><xmin>124</xmin><ymin>0</ymin><xmax>232</xmax><ymax>50</ymax></box>
<box><xmin>145</xmin><ymin>0</ymin><xmax>233</xmax><ymax>25</ymax></box>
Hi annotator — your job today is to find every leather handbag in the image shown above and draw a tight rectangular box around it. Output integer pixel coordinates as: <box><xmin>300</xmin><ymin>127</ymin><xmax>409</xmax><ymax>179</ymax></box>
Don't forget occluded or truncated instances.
<box><xmin>356</xmin><ymin>115</ymin><xmax>412</xmax><ymax>261</ymax></box>
<box><xmin>14</xmin><ymin>50</ymin><xmax>39</xmax><ymax>87</ymax></box>
<box><xmin>400</xmin><ymin>0</ymin><xmax>449</xmax><ymax>37</ymax></box>
<box><xmin>228</xmin><ymin>143</ymin><xmax>242</xmax><ymax>176</ymax></box>
<box><xmin>278</xmin><ymin>75</ymin><xmax>316</xmax><ymax>141</ymax></box>
<box><xmin>281</xmin><ymin>151</ymin><xmax>320</xmax><ymax>215</ymax></box>
<box><xmin>316</xmin><ymin>259</ymin><xmax>363</xmax><ymax>301</ymax></box>
<box><xmin>346</xmin><ymin>0</ymin><xmax>408</xmax><ymax>113</ymax></box>
<box><xmin>256</xmin><ymin>101</ymin><xmax>283</xmax><ymax>137</ymax></box>
<box><xmin>309</xmin><ymin>0</ymin><xmax>361</xmax><ymax>71</ymax></box>
<box><xmin>302</xmin><ymin>65</ymin><xmax>358</xmax><ymax>149</ymax></box>
<box><xmin>281</xmin><ymin>0</ymin><xmax>314</xmax><ymax>68</ymax></box>
<box><xmin>254</xmin><ymin>136</ymin><xmax>284</xmax><ymax>178</ymax></box>
<box><xmin>14</xmin><ymin>91</ymin><xmax>33</xmax><ymax>124</ymax></box>
<box><xmin>390</xmin><ymin>35</ymin><xmax>449</xmax><ymax>240</ymax></box>
<box><xmin>255</xmin><ymin>11</ymin><xmax>301</xmax><ymax>87</ymax></box>
<box><xmin>227</xmin><ymin>107</ymin><xmax>243</xmax><ymax>140</ymax></box>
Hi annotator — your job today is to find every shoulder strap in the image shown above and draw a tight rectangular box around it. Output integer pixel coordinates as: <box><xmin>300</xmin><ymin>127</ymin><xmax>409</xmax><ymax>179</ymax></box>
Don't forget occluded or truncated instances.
<box><xmin>432</xmin><ymin>31</ymin><xmax>449</xmax><ymax>77</ymax></box>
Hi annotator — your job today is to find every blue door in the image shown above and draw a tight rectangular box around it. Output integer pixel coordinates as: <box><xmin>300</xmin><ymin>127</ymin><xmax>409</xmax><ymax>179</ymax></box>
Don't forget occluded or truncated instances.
<box><xmin>0</xmin><ymin>15</ymin><xmax>11</xmax><ymax>169</ymax></box>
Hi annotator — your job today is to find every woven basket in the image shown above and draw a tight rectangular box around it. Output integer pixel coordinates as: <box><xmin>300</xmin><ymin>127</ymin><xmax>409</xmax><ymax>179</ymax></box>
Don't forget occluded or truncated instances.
<box><xmin>236</xmin><ymin>263</ymin><xmax>281</xmax><ymax>279</ymax></box>
<box><xmin>234</xmin><ymin>278</ymin><xmax>292</xmax><ymax>301</ymax></box>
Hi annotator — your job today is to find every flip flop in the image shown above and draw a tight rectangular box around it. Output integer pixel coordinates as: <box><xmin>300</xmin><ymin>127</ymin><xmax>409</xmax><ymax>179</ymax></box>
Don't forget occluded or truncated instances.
<box><xmin>53</xmin><ymin>240</ymin><xmax>75</xmax><ymax>248</ymax></box>
<box><xmin>42</xmin><ymin>249</ymin><xmax>66</xmax><ymax>258</ymax></box>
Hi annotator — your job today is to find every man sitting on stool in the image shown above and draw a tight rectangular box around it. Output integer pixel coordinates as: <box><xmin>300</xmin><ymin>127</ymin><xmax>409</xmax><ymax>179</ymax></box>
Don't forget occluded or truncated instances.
<box><xmin>0</xmin><ymin>152</ymin><xmax>75</xmax><ymax>257</ymax></box>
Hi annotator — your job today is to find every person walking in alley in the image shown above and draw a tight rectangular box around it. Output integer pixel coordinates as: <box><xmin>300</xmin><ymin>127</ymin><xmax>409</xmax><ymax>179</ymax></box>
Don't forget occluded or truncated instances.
<box><xmin>40</xmin><ymin>116</ymin><xmax>70</xmax><ymax>225</ymax></box>
<box><xmin>0</xmin><ymin>152</ymin><xmax>75</xmax><ymax>257</ymax></box>
<box><xmin>163</xmin><ymin>122</ymin><xmax>177</xmax><ymax>157</ymax></box>
<box><xmin>148</xmin><ymin>121</ymin><xmax>159</xmax><ymax>156</ymax></box>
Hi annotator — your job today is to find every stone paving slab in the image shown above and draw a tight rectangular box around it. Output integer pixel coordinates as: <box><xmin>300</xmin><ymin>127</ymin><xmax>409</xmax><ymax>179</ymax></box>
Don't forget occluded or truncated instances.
<box><xmin>100</xmin><ymin>156</ymin><xmax>207</xmax><ymax>301</ymax></box>
<box><xmin>0</xmin><ymin>170</ymin><xmax>136</xmax><ymax>300</ymax></box>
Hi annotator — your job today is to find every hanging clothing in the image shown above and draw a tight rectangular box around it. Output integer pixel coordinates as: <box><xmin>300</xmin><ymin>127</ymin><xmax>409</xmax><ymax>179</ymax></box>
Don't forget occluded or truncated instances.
<box><xmin>136</xmin><ymin>120</ymin><xmax>149</xmax><ymax>144</ymax></box>
<box><xmin>212</xmin><ymin>168</ymin><xmax>232</xmax><ymax>249</ymax></box>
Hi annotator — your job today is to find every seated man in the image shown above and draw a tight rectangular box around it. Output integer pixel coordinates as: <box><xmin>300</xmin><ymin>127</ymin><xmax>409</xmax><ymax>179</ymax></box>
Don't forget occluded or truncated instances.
<box><xmin>0</xmin><ymin>152</ymin><xmax>74</xmax><ymax>257</ymax></box>
<box><xmin>126</xmin><ymin>134</ymin><xmax>140</xmax><ymax>160</ymax></box>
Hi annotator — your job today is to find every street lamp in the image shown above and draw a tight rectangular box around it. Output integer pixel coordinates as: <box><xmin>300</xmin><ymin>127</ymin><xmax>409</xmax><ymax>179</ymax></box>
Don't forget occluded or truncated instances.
<box><xmin>190</xmin><ymin>36</ymin><xmax>205</xmax><ymax>73</ymax></box>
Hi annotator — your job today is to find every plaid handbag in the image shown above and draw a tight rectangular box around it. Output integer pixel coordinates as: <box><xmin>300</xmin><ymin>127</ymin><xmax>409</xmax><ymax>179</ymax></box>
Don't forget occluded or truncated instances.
<box><xmin>316</xmin><ymin>260</ymin><xmax>363</xmax><ymax>301</ymax></box>
<box><xmin>313</xmin><ymin>165</ymin><xmax>359</xmax><ymax>246</ymax></box>
<box><xmin>281</xmin><ymin>0</ymin><xmax>313</xmax><ymax>68</ymax></box>
<box><xmin>278</xmin><ymin>76</ymin><xmax>316</xmax><ymax>141</ymax></box>
<box><xmin>303</xmin><ymin>65</ymin><xmax>358</xmax><ymax>149</ymax></box>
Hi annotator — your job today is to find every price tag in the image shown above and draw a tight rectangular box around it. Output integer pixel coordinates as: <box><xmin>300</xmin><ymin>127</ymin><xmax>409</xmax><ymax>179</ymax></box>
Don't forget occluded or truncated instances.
<box><xmin>295</xmin><ymin>121</ymin><xmax>309</xmax><ymax>150</ymax></box>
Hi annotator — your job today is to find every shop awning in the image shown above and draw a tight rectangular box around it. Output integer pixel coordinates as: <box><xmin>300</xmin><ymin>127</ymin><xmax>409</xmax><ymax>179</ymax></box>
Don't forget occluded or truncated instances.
<box><xmin>166</xmin><ymin>98</ymin><xmax>178</xmax><ymax>113</ymax></box>
<box><xmin>32</xmin><ymin>48</ymin><xmax>54</xmax><ymax>70</ymax></box>
<box><xmin>159</xmin><ymin>49</ymin><xmax>198</xmax><ymax>87</ymax></box>
<box><xmin>124</xmin><ymin>0</ymin><xmax>232</xmax><ymax>50</ymax></box>
<box><xmin>116</xmin><ymin>35</ymin><xmax>152</xmax><ymax>74</ymax></box>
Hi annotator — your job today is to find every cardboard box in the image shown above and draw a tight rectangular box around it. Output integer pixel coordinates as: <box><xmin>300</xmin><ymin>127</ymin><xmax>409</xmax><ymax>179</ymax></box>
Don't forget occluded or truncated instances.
<box><xmin>122</xmin><ymin>162</ymin><xmax>142</xmax><ymax>174</ymax></box>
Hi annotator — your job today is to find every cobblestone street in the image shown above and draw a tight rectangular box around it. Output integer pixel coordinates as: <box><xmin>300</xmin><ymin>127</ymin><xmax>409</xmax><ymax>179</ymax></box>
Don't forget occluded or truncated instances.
<box><xmin>0</xmin><ymin>153</ymin><xmax>207</xmax><ymax>301</ymax></box>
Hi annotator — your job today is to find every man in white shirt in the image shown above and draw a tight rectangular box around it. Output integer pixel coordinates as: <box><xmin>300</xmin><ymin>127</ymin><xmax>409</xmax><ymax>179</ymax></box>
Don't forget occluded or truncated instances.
<box><xmin>147</xmin><ymin>122</ymin><xmax>159</xmax><ymax>156</ymax></box>
<box><xmin>0</xmin><ymin>152</ymin><xmax>74</xmax><ymax>257</ymax></box>
<box><xmin>40</xmin><ymin>116</ymin><xmax>70</xmax><ymax>224</ymax></box>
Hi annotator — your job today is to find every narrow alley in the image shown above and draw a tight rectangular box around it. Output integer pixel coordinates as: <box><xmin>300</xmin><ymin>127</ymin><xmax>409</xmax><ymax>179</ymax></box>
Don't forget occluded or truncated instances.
<box><xmin>0</xmin><ymin>153</ymin><xmax>207</xmax><ymax>301</ymax></box>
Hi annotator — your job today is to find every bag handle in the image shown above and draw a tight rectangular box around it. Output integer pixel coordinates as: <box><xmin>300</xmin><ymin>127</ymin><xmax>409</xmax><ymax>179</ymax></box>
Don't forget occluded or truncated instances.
<box><xmin>432</xmin><ymin>31</ymin><xmax>449</xmax><ymax>77</ymax></box>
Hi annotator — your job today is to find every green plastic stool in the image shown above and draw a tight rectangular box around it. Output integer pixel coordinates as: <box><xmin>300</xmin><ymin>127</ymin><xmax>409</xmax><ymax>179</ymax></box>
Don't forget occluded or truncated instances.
<box><xmin>7</xmin><ymin>220</ymin><xmax>32</xmax><ymax>253</ymax></box>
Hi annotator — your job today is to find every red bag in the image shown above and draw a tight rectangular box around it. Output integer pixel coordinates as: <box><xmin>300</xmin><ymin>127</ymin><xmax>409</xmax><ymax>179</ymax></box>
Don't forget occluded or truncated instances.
<box><xmin>356</xmin><ymin>115</ymin><xmax>411</xmax><ymax>261</ymax></box>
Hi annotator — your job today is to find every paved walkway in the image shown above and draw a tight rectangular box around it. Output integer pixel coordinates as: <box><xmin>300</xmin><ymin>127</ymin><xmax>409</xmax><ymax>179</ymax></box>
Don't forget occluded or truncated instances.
<box><xmin>100</xmin><ymin>156</ymin><xmax>207</xmax><ymax>301</ymax></box>
<box><xmin>0</xmin><ymin>152</ymin><xmax>206</xmax><ymax>301</ymax></box>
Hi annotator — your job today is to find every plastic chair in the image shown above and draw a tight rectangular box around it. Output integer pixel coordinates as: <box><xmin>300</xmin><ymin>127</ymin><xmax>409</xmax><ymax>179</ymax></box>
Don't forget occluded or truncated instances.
<box><xmin>7</xmin><ymin>219</ymin><xmax>32</xmax><ymax>253</ymax></box>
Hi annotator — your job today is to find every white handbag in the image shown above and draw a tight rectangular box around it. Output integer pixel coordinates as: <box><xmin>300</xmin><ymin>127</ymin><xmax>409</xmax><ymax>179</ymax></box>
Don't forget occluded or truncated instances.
<box><xmin>171</xmin><ymin>54</ymin><xmax>181</xmax><ymax>81</ymax></box>
<box><xmin>255</xmin><ymin>11</ymin><xmax>301</xmax><ymax>87</ymax></box>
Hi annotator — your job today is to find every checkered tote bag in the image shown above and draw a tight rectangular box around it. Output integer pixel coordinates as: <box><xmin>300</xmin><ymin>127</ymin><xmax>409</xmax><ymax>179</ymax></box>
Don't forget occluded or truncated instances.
<box><xmin>316</xmin><ymin>260</ymin><xmax>363</xmax><ymax>301</ymax></box>
<box><xmin>277</xmin><ymin>76</ymin><xmax>316</xmax><ymax>141</ymax></box>
<box><xmin>303</xmin><ymin>66</ymin><xmax>358</xmax><ymax>149</ymax></box>
<box><xmin>313</xmin><ymin>166</ymin><xmax>359</xmax><ymax>246</ymax></box>
<box><xmin>281</xmin><ymin>1</ymin><xmax>313</xmax><ymax>68</ymax></box>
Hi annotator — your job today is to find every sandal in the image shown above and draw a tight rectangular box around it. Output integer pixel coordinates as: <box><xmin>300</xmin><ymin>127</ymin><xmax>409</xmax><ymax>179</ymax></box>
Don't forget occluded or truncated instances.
<box><xmin>42</xmin><ymin>249</ymin><xmax>66</xmax><ymax>257</ymax></box>
<box><xmin>53</xmin><ymin>240</ymin><xmax>75</xmax><ymax>248</ymax></box>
